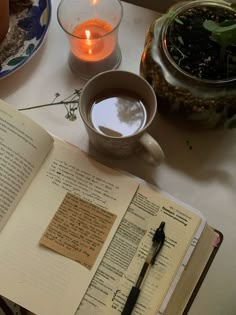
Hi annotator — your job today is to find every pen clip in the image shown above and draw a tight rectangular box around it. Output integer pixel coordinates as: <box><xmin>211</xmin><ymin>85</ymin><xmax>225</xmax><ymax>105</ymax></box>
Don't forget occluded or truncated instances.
<box><xmin>151</xmin><ymin>221</ymin><xmax>165</xmax><ymax>265</ymax></box>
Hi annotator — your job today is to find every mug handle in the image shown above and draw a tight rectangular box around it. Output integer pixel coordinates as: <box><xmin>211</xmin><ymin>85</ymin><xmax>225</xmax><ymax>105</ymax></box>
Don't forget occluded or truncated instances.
<box><xmin>139</xmin><ymin>132</ymin><xmax>165</xmax><ymax>165</ymax></box>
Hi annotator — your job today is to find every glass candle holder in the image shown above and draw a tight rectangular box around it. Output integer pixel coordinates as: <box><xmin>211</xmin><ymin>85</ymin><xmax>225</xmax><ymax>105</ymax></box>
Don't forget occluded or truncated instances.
<box><xmin>57</xmin><ymin>0</ymin><xmax>123</xmax><ymax>80</ymax></box>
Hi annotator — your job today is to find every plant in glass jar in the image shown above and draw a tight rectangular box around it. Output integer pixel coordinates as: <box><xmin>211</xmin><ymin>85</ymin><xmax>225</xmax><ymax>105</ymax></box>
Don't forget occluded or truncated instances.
<box><xmin>140</xmin><ymin>0</ymin><xmax>236</xmax><ymax>128</ymax></box>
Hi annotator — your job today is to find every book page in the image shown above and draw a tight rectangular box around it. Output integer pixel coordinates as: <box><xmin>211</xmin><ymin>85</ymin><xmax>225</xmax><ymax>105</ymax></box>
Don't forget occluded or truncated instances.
<box><xmin>0</xmin><ymin>139</ymin><xmax>138</xmax><ymax>315</ymax></box>
<box><xmin>110</xmin><ymin>210</ymin><xmax>201</xmax><ymax>315</ymax></box>
<box><xmin>0</xmin><ymin>100</ymin><xmax>53</xmax><ymax>231</ymax></box>
<box><xmin>77</xmin><ymin>184</ymin><xmax>203</xmax><ymax>315</ymax></box>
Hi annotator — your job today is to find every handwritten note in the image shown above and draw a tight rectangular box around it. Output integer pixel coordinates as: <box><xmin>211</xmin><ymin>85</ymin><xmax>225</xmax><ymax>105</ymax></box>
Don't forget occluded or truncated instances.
<box><xmin>40</xmin><ymin>193</ymin><xmax>117</xmax><ymax>269</ymax></box>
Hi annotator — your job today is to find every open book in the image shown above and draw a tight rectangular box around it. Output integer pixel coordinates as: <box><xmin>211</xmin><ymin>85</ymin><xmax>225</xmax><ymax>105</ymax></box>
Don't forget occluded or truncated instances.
<box><xmin>0</xmin><ymin>100</ymin><xmax>222</xmax><ymax>315</ymax></box>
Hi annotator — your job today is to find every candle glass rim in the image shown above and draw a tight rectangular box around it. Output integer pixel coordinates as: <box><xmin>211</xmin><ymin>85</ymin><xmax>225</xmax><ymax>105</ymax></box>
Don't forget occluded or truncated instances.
<box><xmin>57</xmin><ymin>0</ymin><xmax>123</xmax><ymax>40</ymax></box>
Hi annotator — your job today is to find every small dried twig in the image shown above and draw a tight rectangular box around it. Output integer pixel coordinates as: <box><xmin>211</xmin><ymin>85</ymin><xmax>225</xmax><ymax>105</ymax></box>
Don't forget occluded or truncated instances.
<box><xmin>19</xmin><ymin>89</ymin><xmax>82</xmax><ymax>121</ymax></box>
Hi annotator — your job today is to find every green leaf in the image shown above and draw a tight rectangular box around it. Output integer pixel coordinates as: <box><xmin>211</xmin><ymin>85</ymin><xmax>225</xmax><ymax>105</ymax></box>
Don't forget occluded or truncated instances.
<box><xmin>7</xmin><ymin>56</ymin><xmax>26</xmax><ymax>66</ymax></box>
<box><xmin>26</xmin><ymin>44</ymin><xmax>35</xmax><ymax>55</ymax></box>
<box><xmin>175</xmin><ymin>18</ymin><xmax>184</xmax><ymax>25</ymax></box>
<box><xmin>203</xmin><ymin>20</ymin><xmax>219</xmax><ymax>32</ymax></box>
<box><xmin>219</xmin><ymin>20</ymin><xmax>236</xmax><ymax>27</ymax></box>
<box><xmin>203</xmin><ymin>19</ymin><xmax>236</xmax><ymax>48</ymax></box>
<box><xmin>214</xmin><ymin>22</ymin><xmax>236</xmax><ymax>33</ymax></box>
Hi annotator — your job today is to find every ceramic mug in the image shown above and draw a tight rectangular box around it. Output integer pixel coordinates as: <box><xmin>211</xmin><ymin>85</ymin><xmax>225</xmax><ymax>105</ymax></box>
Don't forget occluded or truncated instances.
<box><xmin>79</xmin><ymin>70</ymin><xmax>164</xmax><ymax>164</ymax></box>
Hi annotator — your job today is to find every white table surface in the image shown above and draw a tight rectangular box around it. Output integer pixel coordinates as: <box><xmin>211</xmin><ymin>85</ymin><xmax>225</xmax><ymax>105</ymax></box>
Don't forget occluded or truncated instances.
<box><xmin>0</xmin><ymin>1</ymin><xmax>236</xmax><ymax>314</ymax></box>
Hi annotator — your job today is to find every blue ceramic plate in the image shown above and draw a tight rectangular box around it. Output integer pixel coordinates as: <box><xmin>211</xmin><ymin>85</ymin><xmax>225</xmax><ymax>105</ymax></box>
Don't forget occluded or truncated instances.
<box><xmin>0</xmin><ymin>0</ymin><xmax>51</xmax><ymax>79</ymax></box>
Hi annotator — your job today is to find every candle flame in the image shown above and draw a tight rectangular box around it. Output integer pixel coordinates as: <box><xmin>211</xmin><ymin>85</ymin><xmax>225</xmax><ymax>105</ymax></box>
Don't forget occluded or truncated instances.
<box><xmin>85</xmin><ymin>29</ymin><xmax>93</xmax><ymax>54</ymax></box>
<box><xmin>85</xmin><ymin>30</ymin><xmax>91</xmax><ymax>40</ymax></box>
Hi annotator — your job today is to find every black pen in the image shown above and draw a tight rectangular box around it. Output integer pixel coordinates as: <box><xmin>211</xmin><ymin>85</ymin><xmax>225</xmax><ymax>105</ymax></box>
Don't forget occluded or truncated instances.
<box><xmin>121</xmin><ymin>221</ymin><xmax>165</xmax><ymax>315</ymax></box>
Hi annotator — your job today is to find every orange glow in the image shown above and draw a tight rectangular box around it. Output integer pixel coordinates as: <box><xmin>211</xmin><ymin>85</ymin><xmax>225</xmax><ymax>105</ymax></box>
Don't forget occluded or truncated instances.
<box><xmin>92</xmin><ymin>0</ymin><xmax>98</xmax><ymax>5</ymax></box>
<box><xmin>70</xmin><ymin>19</ymin><xmax>115</xmax><ymax>61</ymax></box>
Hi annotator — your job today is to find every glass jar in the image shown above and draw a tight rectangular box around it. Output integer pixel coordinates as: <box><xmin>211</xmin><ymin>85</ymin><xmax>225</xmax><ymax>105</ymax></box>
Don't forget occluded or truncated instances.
<box><xmin>140</xmin><ymin>0</ymin><xmax>236</xmax><ymax>128</ymax></box>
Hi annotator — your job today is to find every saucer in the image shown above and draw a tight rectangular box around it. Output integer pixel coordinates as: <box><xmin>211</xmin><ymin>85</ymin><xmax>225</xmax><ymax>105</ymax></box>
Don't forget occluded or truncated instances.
<box><xmin>0</xmin><ymin>0</ymin><xmax>51</xmax><ymax>79</ymax></box>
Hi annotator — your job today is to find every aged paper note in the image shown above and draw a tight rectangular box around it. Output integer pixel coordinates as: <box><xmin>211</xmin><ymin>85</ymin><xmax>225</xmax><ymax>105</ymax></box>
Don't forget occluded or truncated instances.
<box><xmin>40</xmin><ymin>193</ymin><xmax>117</xmax><ymax>269</ymax></box>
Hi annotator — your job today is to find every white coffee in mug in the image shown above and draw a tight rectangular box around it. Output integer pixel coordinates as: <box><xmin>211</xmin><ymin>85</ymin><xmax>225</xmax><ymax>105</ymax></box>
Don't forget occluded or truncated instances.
<box><xmin>88</xmin><ymin>88</ymin><xmax>147</xmax><ymax>137</ymax></box>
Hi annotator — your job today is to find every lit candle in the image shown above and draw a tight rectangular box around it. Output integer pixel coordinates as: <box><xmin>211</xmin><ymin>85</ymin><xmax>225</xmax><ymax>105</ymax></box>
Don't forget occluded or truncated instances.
<box><xmin>71</xmin><ymin>19</ymin><xmax>115</xmax><ymax>61</ymax></box>
<box><xmin>57</xmin><ymin>0</ymin><xmax>123</xmax><ymax>80</ymax></box>
<box><xmin>68</xmin><ymin>18</ymin><xmax>118</xmax><ymax>79</ymax></box>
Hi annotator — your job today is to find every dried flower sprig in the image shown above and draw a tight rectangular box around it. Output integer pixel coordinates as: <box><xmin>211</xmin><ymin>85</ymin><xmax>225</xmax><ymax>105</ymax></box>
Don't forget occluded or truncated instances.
<box><xmin>19</xmin><ymin>89</ymin><xmax>82</xmax><ymax>121</ymax></box>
